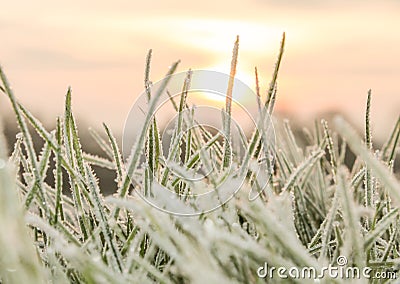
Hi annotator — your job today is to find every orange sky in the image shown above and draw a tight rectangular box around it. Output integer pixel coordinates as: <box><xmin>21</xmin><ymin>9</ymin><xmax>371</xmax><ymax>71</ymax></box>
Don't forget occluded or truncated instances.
<box><xmin>1</xmin><ymin>0</ymin><xmax>399</xmax><ymax>141</ymax></box>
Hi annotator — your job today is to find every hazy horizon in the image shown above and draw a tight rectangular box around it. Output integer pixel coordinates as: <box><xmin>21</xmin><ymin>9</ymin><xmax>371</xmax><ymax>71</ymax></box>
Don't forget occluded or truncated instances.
<box><xmin>1</xmin><ymin>0</ymin><xmax>399</xmax><ymax>142</ymax></box>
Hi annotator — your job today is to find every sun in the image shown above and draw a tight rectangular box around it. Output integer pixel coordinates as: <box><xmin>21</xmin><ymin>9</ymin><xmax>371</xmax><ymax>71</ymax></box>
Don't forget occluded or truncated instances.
<box><xmin>202</xmin><ymin>63</ymin><xmax>258</xmax><ymax>104</ymax></box>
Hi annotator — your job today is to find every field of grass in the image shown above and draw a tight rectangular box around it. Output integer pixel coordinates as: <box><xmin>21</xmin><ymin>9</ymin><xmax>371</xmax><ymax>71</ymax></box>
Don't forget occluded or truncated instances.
<box><xmin>0</xmin><ymin>36</ymin><xmax>399</xmax><ymax>283</ymax></box>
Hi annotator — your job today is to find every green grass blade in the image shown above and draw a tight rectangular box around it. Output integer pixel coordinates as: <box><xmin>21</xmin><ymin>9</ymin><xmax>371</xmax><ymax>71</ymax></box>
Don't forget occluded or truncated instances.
<box><xmin>364</xmin><ymin>90</ymin><xmax>373</xmax><ymax>210</ymax></box>
<box><xmin>364</xmin><ymin>208</ymin><xmax>398</xmax><ymax>250</ymax></box>
<box><xmin>89</xmin><ymin>127</ymin><xmax>114</xmax><ymax>159</ymax></box>
<box><xmin>54</xmin><ymin>117</ymin><xmax>64</xmax><ymax>224</ymax></box>
<box><xmin>0</xmin><ymin>66</ymin><xmax>45</xmax><ymax>209</ymax></box>
<box><xmin>223</xmin><ymin>36</ymin><xmax>239</xmax><ymax>169</ymax></box>
<box><xmin>335</xmin><ymin>116</ymin><xmax>400</xmax><ymax>206</ymax></box>
<box><xmin>103</xmin><ymin>123</ymin><xmax>124</xmax><ymax>185</ymax></box>
<box><xmin>264</xmin><ymin>32</ymin><xmax>285</xmax><ymax>111</ymax></box>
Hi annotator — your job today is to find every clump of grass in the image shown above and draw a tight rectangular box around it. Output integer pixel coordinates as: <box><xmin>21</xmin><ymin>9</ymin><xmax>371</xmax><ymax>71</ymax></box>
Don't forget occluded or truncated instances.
<box><xmin>0</xmin><ymin>35</ymin><xmax>399</xmax><ymax>283</ymax></box>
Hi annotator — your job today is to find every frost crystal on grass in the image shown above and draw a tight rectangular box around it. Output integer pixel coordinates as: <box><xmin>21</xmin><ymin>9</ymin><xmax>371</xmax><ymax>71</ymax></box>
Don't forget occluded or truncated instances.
<box><xmin>0</xmin><ymin>37</ymin><xmax>399</xmax><ymax>283</ymax></box>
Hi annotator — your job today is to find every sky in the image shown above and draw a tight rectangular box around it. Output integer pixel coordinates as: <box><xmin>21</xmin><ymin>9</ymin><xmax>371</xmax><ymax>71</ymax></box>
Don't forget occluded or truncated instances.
<box><xmin>1</xmin><ymin>0</ymin><xmax>399</xmax><ymax>142</ymax></box>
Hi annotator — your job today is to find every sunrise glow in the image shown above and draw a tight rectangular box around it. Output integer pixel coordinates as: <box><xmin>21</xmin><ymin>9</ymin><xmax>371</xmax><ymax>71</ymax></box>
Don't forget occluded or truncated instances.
<box><xmin>0</xmin><ymin>1</ymin><xmax>399</xmax><ymax>141</ymax></box>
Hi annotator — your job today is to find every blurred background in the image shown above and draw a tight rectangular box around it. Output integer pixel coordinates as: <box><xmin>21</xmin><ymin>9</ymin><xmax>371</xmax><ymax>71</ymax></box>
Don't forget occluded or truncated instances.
<box><xmin>1</xmin><ymin>0</ymin><xmax>399</xmax><ymax>145</ymax></box>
